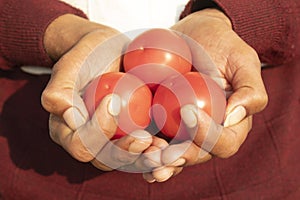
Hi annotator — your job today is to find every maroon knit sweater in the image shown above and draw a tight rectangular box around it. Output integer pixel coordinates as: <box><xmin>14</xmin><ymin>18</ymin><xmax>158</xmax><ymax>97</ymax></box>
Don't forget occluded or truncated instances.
<box><xmin>0</xmin><ymin>0</ymin><xmax>299</xmax><ymax>200</ymax></box>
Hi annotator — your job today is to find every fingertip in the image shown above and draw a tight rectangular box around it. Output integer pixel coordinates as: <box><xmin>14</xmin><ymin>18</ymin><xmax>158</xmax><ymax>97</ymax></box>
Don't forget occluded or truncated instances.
<box><xmin>223</xmin><ymin>105</ymin><xmax>246</xmax><ymax>127</ymax></box>
<box><xmin>129</xmin><ymin>129</ymin><xmax>152</xmax><ymax>140</ymax></box>
<box><xmin>180</xmin><ymin>104</ymin><xmax>198</xmax><ymax>128</ymax></box>
<box><xmin>143</xmin><ymin>173</ymin><xmax>156</xmax><ymax>183</ymax></box>
<box><xmin>108</xmin><ymin>94</ymin><xmax>121</xmax><ymax>116</ymax></box>
<box><xmin>152</xmin><ymin>167</ymin><xmax>174</xmax><ymax>182</ymax></box>
<box><xmin>128</xmin><ymin>130</ymin><xmax>152</xmax><ymax>153</ymax></box>
<box><xmin>63</xmin><ymin>107</ymin><xmax>88</xmax><ymax>130</ymax></box>
<box><xmin>143</xmin><ymin>146</ymin><xmax>162</xmax><ymax>168</ymax></box>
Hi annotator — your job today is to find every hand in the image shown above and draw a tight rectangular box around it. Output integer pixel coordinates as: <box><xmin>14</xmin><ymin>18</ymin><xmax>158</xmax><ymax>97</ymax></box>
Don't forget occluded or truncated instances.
<box><xmin>41</xmin><ymin>14</ymin><xmax>154</xmax><ymax>171</ymax></box>
<box><xmin>143</xmin><ymin>9</ymin><xmax>268</xmax><ymax>182</ymax></box>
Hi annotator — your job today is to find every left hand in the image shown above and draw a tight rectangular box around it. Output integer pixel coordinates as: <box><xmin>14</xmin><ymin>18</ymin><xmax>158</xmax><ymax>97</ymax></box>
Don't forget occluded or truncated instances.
<box><xmin>41</xmin><ymin>14</ymin><xmax>158</xmax><ymax>172</ymax></box>
<box><xmin>143</xmin><ymin>9</ymin><xmax>268</xmax><ymax>183</ymax></box>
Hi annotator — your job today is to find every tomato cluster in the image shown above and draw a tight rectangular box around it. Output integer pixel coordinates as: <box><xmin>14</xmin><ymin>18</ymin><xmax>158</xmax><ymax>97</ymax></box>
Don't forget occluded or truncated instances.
<box><xmin>83</xmin><ymin>28</ymin><xmax>226</xmax><ymax>141</ymax></box>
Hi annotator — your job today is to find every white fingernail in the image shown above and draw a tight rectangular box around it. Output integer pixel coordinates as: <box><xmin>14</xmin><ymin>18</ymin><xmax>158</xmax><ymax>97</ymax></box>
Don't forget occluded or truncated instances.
<box><xmin>143</xmin><ymin>174</ymin><xmax>156</xmax><ymax>183</ymax></box>
<box><xmin>180</xmin><ymin>105</ymin><xmax>197</xmax><ymax>128</ymax></box>
<box><xmin>129</xmin><ymin>130</ymin><xmax>152</xmax><ymax>141</ymax></box>
<box><xmin>108</xmin><ymin>94</ymin><xmax>121</xmax><ymax>116</ymax></box>
<box><xmin>128</xmin><ymin>130</ymin><xmax>152</xmax><ymax>153</ymax></box>
<box><xmin>157</xmin><ymin>171</ymin><xmax>174</xmax><ymax>182</ymax></box>
<box><xmin>63</xmin><ymin>107</ymin><xmax>87</xmax><ymax>130</ymax></box>
<box><xmin>223</xmin><ymin>106</ymin><xmax>247</xmax><ymax>127</ymax></box>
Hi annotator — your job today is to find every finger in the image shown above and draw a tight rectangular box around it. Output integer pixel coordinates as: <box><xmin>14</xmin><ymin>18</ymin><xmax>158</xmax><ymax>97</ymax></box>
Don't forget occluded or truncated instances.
<box><xmin>91</xmin><ymin>158</ymin><xmax>113</xmax><ymax>171</ymax></box>
<box><xmin>152</xmin><ymin>166</ymin><xmax>184</xmax><ymax>183</ymax></box>
<box><xmin>94</xmin><ymin>130</ymin><xmax>152</xmax><ymax>171</ymax></box>
<box><xmin>49</xmin><ymin>113</ymin><xmax>95</xmax><ymax>162</ymax></box>
<box><xmin>161</xmin><ymin>141</ymin><xmax>212</xmax><ymax>167</ymax></box>
<box><xmin>143</xmin><ymin>137</ymin><xmax>169</xmax><ymax>168</ymax></box>
<box><xmin>41</xmin><ymin>31</ymin><xmax>128</xmax><ymax>123</ymax></box>
<box><xmin>49</xmin><ymin>114</ymin><xmax>71</xmax><ymax>145</ymax></box>
<box><xmin>43</xmin><ymin>87</ymin><xmax>89</xmax><ymax>131</ymax></box>
<box><xmin>143</xmin><ymin>172</ymin><xmax>156</xmax><ymax>183</ymax></box>
<box><xmin>142</xmin><ymin>166</ymin><xmax>183</xmax><ymax>183</ymax></box>
<box><xmin>152</xmin><ymin>166</ymin><xmax>174</xmax><ymax>182</ymax></box>
<box><xmin>181</xmin><ymin>104</ymin><xmax>252</xmax><ymax>158</ymax></box>
<box><xmin>49</xmin><ymin>95</ymin><xmax>119</xmax><ymax>162</ymax></box>
<box><xmin>223</xmin><ymin>105</ymin><xmax>246</xmax><ymax>127</ymax></box>
<box><xmin>224</xmin><ymin>48</ymin><xmax>268</xmax><ymax>126</ymax></box>
<box><xmin>132</xmin><ymin>136</ymin><xmax>169</xmax><ymax>173</ymax></box>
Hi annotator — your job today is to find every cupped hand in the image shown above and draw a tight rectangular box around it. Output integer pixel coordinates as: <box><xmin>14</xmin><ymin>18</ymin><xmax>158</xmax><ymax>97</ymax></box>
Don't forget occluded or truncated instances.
<box><xmin>41</xmin><ymin>14</ymin><xmax>156</xmax><ymax>172</ymax></box>
<box><xmin>144</xmin><ymin>9</ymin><xmax>268</xmax><ymax>182</ymax></box>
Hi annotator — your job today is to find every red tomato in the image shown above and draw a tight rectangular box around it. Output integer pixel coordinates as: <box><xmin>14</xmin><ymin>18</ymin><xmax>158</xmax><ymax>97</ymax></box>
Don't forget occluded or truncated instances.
<box><xmin>83</xmin><ymin>72</ymin><xmax>152</xmax><ymax>139</ymax></box>
<box><xmin>123</xmin><ymin>28</ymin><xmax>192</xmax><ymax>92</ymax></box>
<box><xmin>152</xmin><ymin>72</ymin><xmax>226</xmax><ymax>140</ymax></box>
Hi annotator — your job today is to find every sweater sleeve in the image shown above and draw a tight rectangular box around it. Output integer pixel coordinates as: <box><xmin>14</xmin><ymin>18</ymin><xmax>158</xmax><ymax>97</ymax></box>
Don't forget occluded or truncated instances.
<box><xmin>181</xmin><ymin>0</ymin><xmax>300</xmax><ymax>65</ymax></box>
<box><xmin>0</xmin><ymin>0</ymin><xmax>87</xmax><ymax>67</ymax></box>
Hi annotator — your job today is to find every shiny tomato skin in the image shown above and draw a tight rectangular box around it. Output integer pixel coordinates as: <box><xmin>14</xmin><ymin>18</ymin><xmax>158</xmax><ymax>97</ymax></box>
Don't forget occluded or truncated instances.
<box><xmin>152</xmin><ymin>72</ymin><xmax>226</xmax><ymax>140</ymax></box>
<box><xmin>83</xmin><ymin>72</ymin><xmax>152</xmax><ymax>139</ymax></box>
<box><xmin>123</xmin><ymin>28</ymin><xmax>192</xmax><ymax>91</ymax></box>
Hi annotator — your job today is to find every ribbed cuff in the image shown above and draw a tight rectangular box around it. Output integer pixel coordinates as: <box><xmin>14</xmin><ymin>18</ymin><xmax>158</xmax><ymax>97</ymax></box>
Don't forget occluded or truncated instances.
<box><xmin>0</xmin><ymin>0</ymin><xmax>87</xmax><ymax>67</ymax></box>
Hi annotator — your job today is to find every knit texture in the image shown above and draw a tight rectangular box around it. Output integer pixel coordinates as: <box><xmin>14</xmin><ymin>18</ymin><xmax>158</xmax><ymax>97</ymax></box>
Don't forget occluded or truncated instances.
<box><xmin>0</xmin><ymin>1</ymin><xmax>299</xmax><ymax>199</ymax></box>
<box><xmin>0</xmin><ymin>0</ymin><xmax>86</xmax><ymax>67</ymax></box>
<box><xmin>182</xmin><ymin>0</ymin><xmax>300</xmax><ymax>65</ymax></box>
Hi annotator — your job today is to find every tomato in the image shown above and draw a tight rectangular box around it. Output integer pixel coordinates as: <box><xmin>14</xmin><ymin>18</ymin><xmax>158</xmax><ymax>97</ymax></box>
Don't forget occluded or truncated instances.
<box><xmin>123</xmin><ymin>28</ymin><xmax>192</xmax><ymax>92</ymax></box>
<box><xmin>83</xmin><ymin>72</ymin><xmax>152</xmax><ymax>139</ymax></box>
<box><xmin>152</xmin><ymin>72</ymin><xmax>226</xmax><ymax>141</ymax></box>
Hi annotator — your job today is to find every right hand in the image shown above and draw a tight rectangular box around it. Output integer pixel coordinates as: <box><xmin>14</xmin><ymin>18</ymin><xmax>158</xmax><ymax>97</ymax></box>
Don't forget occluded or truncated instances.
<box><xmin>143</xmin><ymin>9</ymin><xmax>269</xmax><ymax>182</ymax></box>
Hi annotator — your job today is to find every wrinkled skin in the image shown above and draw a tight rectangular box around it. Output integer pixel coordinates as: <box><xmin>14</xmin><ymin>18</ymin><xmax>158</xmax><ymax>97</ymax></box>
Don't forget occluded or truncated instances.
<box><xmin>41</xmin><ymin>10</ymin><xmax>268</xmax><ymax>183</ymax></box>
<box><xmin>142</xmin><ymin>9</ymin><xmax>268</xmax><ymax>183</ymax></box>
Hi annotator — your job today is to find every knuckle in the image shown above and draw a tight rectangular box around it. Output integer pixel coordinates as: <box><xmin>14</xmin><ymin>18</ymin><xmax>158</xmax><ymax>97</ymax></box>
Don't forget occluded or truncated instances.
<box><xmin>41</xmin><ymin>87</ymin><xmax>68</xmax><ymax>114</ymax></box>
<box><xmin>218</xmin><ymin>144</ymin><xmax>239</xmax><ymax>159</ymax></box>
<box><xmin>41</xmin><ymin>88</ymin><xmax>58</xmax><ymax>112</ymax></box>
<box><xmin>113</xmin><ymin>150</ymin><xmax>135</xmax><ymax>164</ymax></box>
<box><xmin>215</xmin><ymin>135</ymin><xmax>240</xmax><ymax>159</ymax></box>
<box><xmin>225</xmin><ymin>144</ymin><xmax>239</xmax><ymax>158</ymax></box>
<box><xmin>68</xmin><ymin>146</ymin><xmax>94</xmax><ymax>162</ymax></box>
<box><xmin>259</xmin><ymin>91</ymin><xmax>269</xmax><ymax>110</ymax></box>
<box><xmin>64</xmin><ymin>133</ymin><xmax>94</xmax><ymax>162</ymax></box>
<box><xmin>247</xmin><ymin>46</ymin><xmax>260</xmax><ymax>65</ymax></box>
<box><xmin>49</xmin><ymin>130</ymin><xmax>59</xmax><ymax>144</ymax></box>
<box><xmin>252</xmin><ymin>89</ymin><xmax>269</xmax><ymax>113</ymax></box>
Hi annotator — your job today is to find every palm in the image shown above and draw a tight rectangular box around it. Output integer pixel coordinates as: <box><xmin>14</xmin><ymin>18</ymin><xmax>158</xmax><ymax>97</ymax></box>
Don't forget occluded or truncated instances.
<box><xmin>143</xmin><ymin>9</ymin><xmax>268</xmax><ymax>183</ymax></box>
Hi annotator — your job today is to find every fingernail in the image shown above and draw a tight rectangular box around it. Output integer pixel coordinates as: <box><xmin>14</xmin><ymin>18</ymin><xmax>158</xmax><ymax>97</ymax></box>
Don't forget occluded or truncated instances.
<box><xmin>128</xmin><ymin>142</ymin><xmax>145</xmax><ymax>154</ymax></box>
<box><xmin>170</xmin><ymin>158</ymin><xmax>186</xmax><ymax>167</ymax></box>
<box><xmin>180</xmin><ymin>105</ymin><xmax>197</xmax><ymax>128</ymax></box>
<box><xmin>129</xmin><ymin>130</ymin><xmax>152</xmax><ymax>141</ymax></box>
<box><xmin>147</xmin><ymin>179</ymin><xmax>156</xmax><ymax>183</ymax></box>
<box><xmin>143</xmin><ymin>174</ymin><xmax>156</xmax><ymax>183</ymax></box>
<box><xmin>223</xmin><ymin>106</ymin><xmax>247</xmax><ymax>127</ymax></box>
<box><xmin>128</xmin><ymin>130</ymin><xmax>152</xmax><ymax>153</ymax></box>
<box><xmin>108</xmin><ymin>94</ymin><xmax>121</xmax><ymax>116</ymax></box>
<box><xmin>63</xmin><ymin>107</ymin><xmax>87</xmax><ymax>130</ymax></box>
<box><xmin>157</xmin><ymin>170</ymin><xmax>174</xmax><ymax>182</ymax></box>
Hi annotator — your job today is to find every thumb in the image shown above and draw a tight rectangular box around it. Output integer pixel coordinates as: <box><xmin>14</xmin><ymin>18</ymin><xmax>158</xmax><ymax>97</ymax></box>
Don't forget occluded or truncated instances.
<box><xmin>224</xmin><ymin>59</ymin><xmax>268</xmax><ymax>127</ymax></box>
<box><xmin>41</xmin><ymin>71</ymin><xmax>89</xmax><ymax>130</ymax></box>
<box><xmin>41</xmin><ymin>30</ymin><xmax>127</xmax><ymax>128</ymax></box>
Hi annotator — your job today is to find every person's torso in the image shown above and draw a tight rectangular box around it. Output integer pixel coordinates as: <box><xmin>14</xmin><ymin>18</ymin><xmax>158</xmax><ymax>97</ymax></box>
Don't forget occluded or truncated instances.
<box><xmin>61</xmin><ymin>0</ymin><xmax>189</xmax><ymax>32</ymax></box>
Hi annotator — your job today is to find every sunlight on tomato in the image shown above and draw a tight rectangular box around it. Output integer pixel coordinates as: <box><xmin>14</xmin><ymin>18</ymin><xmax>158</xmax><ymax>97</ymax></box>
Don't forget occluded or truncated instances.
<box><xmin>123</xmin><ymin>28</ymin><xmax>192</xmax><ymax>92</ymax></box>
<box><xmin>83</xmin><ymin>72</ymin><xmax>152</xmax><ymax>139</ymax></box>
<box><xmin>152</xmin><ymin>72</ymin><xmax>226</xmax><ymax>140</ymax></box>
